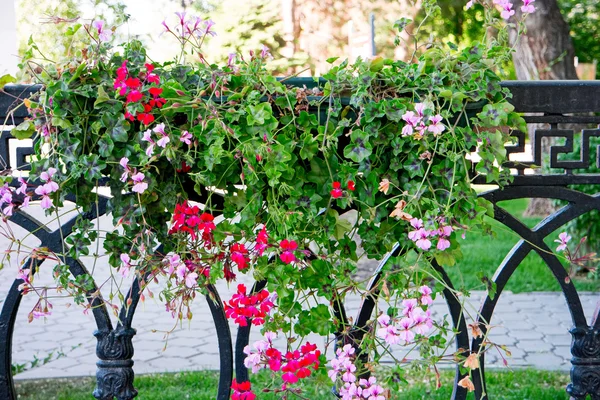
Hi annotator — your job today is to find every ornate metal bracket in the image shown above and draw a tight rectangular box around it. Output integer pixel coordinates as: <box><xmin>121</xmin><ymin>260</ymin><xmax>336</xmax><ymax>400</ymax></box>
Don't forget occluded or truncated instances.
<box><xmin>567</xmin><ymin>326</ymin><xmax>600</xmax><ymax>400</ymax></box>
<box><xmin>93</xmin><ymin>327</ymin><xmax>138</xmax><ymax>400</ymax></box>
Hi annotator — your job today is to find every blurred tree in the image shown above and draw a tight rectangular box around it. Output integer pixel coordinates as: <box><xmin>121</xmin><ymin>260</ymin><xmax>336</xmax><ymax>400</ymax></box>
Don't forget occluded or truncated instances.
<box><xmin>558</xmin><ymin>0</ymin><xmax>600</xmax><ymax>76</ymax></box>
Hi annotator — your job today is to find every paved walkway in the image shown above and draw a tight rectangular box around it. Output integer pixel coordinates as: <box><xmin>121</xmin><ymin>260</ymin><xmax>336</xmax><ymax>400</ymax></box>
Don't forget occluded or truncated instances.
<box><xmin>1</xmin><ymin>209</ymin><xmax>598</xmax><ymax>380</ymax></box>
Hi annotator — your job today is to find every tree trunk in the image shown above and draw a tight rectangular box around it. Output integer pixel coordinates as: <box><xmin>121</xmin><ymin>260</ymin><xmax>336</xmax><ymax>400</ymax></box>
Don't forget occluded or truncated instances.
<box><xmin>509</xmin><ymin>0</ymin><xmax>578</xmax><ymax>217</ymax></box>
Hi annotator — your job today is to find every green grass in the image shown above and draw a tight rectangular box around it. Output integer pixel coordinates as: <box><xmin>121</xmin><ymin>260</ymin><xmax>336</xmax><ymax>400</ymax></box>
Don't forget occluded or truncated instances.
<box><xmin>449</xmin><ymin>198</ymin><xmax>600</xmax><ymax>293</ymax></box>
<box><xmin>14</xmin><ymin>369</ymin><xmax>573</xmax><ymax>399</ymax></box>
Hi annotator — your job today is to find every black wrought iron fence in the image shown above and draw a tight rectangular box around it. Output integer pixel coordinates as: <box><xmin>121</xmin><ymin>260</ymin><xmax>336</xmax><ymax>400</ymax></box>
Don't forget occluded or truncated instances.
<box><xmin>0</xmin><ymin>81</ymin><xmax>598</xmax><ymax>400</ymax></box>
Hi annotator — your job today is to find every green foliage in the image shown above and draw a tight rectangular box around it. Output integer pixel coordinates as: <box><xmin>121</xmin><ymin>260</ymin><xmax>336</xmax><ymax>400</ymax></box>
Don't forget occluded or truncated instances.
<box><xmin>559</xmin><ymin>0</ymin><xmax>600</xmax><ymax>72</ymax></box>
<box><xmin>8</xmin><ymin>3</ymin><xmax>534</xmax><ymax>395</ymax></box>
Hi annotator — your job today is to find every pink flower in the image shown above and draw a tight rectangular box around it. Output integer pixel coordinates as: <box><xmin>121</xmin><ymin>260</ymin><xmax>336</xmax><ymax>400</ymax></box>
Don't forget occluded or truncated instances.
<box><xmin>466</xmin><ymin>0</ymin><xmax>475</xmax><ymax>9</ymax></box>
<box><xmin>498</xmin><ymin>0</ymin><xmax>515</xmax><ymax>19</ymax></box>
<box><xmin>119</xmin><ymin>253</ymin><xmax>132</xmax><ymax>278</ymax></box>
<box><xmin>521</xmin><ymin>0</ymin><xmax>535</xmax><ymax>13</ymax></box>
<box><xmin>185</xmin><ymin>272</ymin><xmax>198</xmax><ymax>288</ymax></box>
<box><xmin>16</xmin><ymin>177</ymin><xmax>28</xmax><ymax>195</ymax></box>
<box><xmin>260</xmin><ymin>45</ymin><xmax>272</xmax><ymax>59</ymax></box>
<box><xmin>180</xmin><ymin>130</ymin><xmax>192</xmax><ymax>145</ymax></box>
<box><xmin>119</xmin><ymin>157</ymin><xmax>130</xmax><ymax>182</ymax></box>
<box><xmin>131</xmin><ymin>172</ymin><xmax>148</xmax><ymax>194</ymax></box>
<box><xmin>419</xmin><ymin>285</ymin><xmax>433</xmax><ymax>306</ymax></box>
<box><xmin>398</xmin><ymin>317</ymin><xmax>415</xmax><ymax>342</ymax></box>
<box><xmin>428</xmin><ymin>115</ymin><xmax>445</xmax><ymax>135</ymax></box>
<box><xmin>555</xmin><ymin>232</ymin><xmax>571</xmax><ymax>252</ymax></box>
<box><xmin>437</xmin><ymin>237</ymin><xmax>451</xmax><ymax>251</ymax></box>
<box><xmin>92</xmin><ymin>20</ymin><xmax>112</xmax><ymax>42</ymax></box>
<box><xmin>34</xmin><ymin>184</ymin><xmax>53</xmax><ymax>209</ymax></box>
<box><xmin>414</xmin><ymin>103</ymin><xmax>426</xmax><ymax>117</ymax></box>
<box><xmin>40</xmin><ymin>167</ymin><xmax>57</xmax><ymax>182</ymax></box>
<box><xmin>175</xmin><ymin>11</ymin><xmax>187</xmax><ymax>26</ymax></box>
<box><xmin>142</xmin><ymin>129</ymin><xmax>156</xmax><ymax>156</ymax></box>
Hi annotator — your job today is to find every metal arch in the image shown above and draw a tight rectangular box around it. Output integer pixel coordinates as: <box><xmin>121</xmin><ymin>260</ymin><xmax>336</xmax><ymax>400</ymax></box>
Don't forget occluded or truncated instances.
<box><xmin>205</xmin><ymin>284</ymin><xmax>234</xmax><ymax>400</ymax></box>
<box><xmin>0</xmin><ymin>201</ymin><xmax>113</xmax><ymax>399</ymax></box>
<box><xmin>335</xmin><ymin>244</ymin><xmax>470</xmax><ymax>400</ymax></box>
<box><xmin>471</xmin><ymin>186</ymin><xmax>600</xmax><ymax>400</ymax></box>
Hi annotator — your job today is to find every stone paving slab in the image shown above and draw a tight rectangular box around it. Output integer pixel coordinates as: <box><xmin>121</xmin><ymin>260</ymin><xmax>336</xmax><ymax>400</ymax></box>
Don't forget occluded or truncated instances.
<box><xmin>0</xmin><ymin>205</ymin><xmax>597</xmax><ymax>381</ymax></box>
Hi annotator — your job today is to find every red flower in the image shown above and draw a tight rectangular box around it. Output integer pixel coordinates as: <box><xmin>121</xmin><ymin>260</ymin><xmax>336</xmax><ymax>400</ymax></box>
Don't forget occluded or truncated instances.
<box><xmin>126</xmin><ymin>90</ymin><xmax>143</xmax><ymax>103</ymax></box>
<box><xmin>331</xmin><ymin>181</ymin><xmax>343</xmax><ymax>198</ymax></box>
<box><xmin>224</xmin><ymin>284</ymin><xmax>275</xmax><ymax>326</ymax></box>
<box><xmin>137</xmin><ymin>113</ymin><xmax>154</xmax><ymax>125</ymax></box>
<box><xmin>176</xmin><ymin>161</ymin><xmax>191</xmax><ymax>173</ymax></box>
<box><xmin>231</xmin><ymin>243</ymin><xmax>249</xmax><ymax>270</ymax></box>
<box><xmin>255</xmin><ymin>227</ymin><xmax>268</xmax><ymax>256</ymax></box>
<box><xmin>149</xmin><ymin>87</ymin><xmax>163</xmax><ymax>97</ymax></box>
<box><xmin>279</xmin><ymin>239</ymin><xmax>298</xmax><ymax>264</ymax></box>
<box><xmin>125</xmin><ymin>77</ymin><xmax>141</xmax><ymax>90</ymax></box>
<box><xmin>144</xmin><ymin>63</ymin><xmax>155</xmax><ymax>73</ymax></box>
<box><xmin>347</xmin><ymin>180</ymin><xmax>355</xmax><ymax>191</ymax></box>
<box><xmin>231</xmin><ymin>379</ymin><xmax>256</xmax><ymax>400</ymax></box>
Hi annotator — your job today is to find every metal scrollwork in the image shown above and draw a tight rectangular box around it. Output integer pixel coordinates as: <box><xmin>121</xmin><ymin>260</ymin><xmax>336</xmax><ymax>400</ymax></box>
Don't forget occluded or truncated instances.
<box><xmin>93</xmin><ymin>327</ymin><xmax>137</xmax><ymax>400</ymax></box>
<box><xmin>567</xmin><ymin>327</ymin><xmax>600</xmax><ymax>400</ymax></box>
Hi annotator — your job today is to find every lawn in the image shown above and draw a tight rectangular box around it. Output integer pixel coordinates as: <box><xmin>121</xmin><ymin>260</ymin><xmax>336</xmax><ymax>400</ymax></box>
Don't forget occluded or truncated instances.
<box><xmin>450</xmin><ymin>197</ymin><xmax>600</xmax><ymax>293</ymax></box>
<box><xmin>14</xmin><ymin>369</ymin><xmax>572</xmax><ymax>400</ymax></box>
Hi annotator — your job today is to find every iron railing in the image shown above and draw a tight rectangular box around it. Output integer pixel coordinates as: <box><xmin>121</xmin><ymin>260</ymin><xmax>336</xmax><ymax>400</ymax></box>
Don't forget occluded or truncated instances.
<box><xmin>0</xmin><ymin>81</ymin><xmax>599</xmax><ymax>400</ymax></box>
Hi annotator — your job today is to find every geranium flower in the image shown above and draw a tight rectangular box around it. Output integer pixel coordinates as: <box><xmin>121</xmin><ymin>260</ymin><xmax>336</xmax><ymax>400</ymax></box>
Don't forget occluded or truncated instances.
<box><xmin>555</xmin><ymin>232</ymin><xmax>571</xmax><ymax>251</ymax></box>
<box><xmin>119</xmin><ymin>253</ymin><xmax>133</xmax><ymax>278</ymax></box>
<box><xmin>279</xmin><ymin>239</ymin><xmax>298</xmax><ymax>264</ymax></box>
<box><xmin>331</xmin><ymin>181</ymin><xmax>343</xmax><ymax>198</ymax></box>
<box><xmin>131</xmin><ymin>172</ymin><xmax>148</xmax><ymax>194</ymax></box>
<box><xmin>521</xmin><ymin>0</ymin><xmax>535</xmax><ymax>13</ymax></box>
<box><xmin>378</xmin><ymin>178</ymin><xmax>390</xmax><ymax>194</ymax></box>
<box><xmin>92</xmin><ymin>20</ymin><xmax>112</xmax><ymax>42</ymax></box>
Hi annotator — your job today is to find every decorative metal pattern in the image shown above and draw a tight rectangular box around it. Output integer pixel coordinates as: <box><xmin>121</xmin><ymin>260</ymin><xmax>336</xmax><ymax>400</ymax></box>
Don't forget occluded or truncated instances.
<box><xmin>0</xmin><ymin>81</ymin><xmax>599</xmax><ymax>399</ymax></box>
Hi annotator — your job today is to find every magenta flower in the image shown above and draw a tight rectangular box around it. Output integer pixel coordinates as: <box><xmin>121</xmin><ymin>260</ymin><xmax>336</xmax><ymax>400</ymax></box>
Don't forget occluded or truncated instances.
<box><xmin>175</xmin><ymin>11</ymin><xmax>187</xmax><ymax>26</ymax></box>
<box><xmin>437</xmin><ymin>237</ymin><xmax>451</xmax><ymax>251</ymax></box>
<box><xmin>555</xmin><ymin>232</ymin><xmax>571</xmax><ymax>252</ymax></box>
<box><xmin>419</xmin><ymin>285</ymin><xmax>433</xmax><ymax>306</ymax></box>
<box><xmin>119</xmin><ymin>157</ymin><xmax>130</xmax><ymax>182</ymax></box>
<box><xmin>16</xmin><ymin>177</ymin><xmax>28</xmax><ymax>195</ymax></box>
<box><xmin>131</xmin><ymin>172</ymin><xmax>148</xmax><ymax>194</ymax></box>
<box><xmin>260</xmin><ymin>44</ymin><xmax>272</xmax><ymax>59</ymax></box>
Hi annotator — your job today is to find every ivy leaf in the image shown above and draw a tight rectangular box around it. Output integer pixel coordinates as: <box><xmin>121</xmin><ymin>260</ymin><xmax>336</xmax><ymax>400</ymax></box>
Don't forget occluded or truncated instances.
<box><xmin>98</xmin><ymin>134</ymin><xmax>114</xmax><ymax>158</ymax></box>
<box><xmin>94</xmin><ymin>86</ymin><xmax>110</xmax><ymax>107</ymax></box>
<box><xmin>11</xmin><ymin>120</ymin><xmax>35</xmax><ymax>139</ymax></box>
<box><xmin>82</xmin><ymin>155</ymin><xmax>106</xmax><ymax>181</ymax></box>
<box><xmin>299</xmin><ymin>133</ymin><xmax>319</xmax><ymax>160</ymax></box>
<box><xmin>343</xmin><ymin>130</ymin><xmax>373</xmax><ymax>162</ymax></box>
<box><xmin>110</xmin><ymin>118</ymin><xmax>129</xmax><ymax>142</ymax></box>
<box><xmin>246</xmin><ymin>103</ymin><xmax>272</xmax><ymax>126</ymax></box>
<box><xmin>52</xmin><ymin>117</ymin><xmax>72</xmax><ymax>129</ymax></box>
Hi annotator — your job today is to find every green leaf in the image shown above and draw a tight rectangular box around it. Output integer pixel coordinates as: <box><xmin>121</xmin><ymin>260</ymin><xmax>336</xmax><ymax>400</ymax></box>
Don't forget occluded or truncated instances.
<box><xmin>98</xmin><ymin>134</ymin><xmax>114</xmax><ymax>158</ymax></box>
<box><xmin>246</xmin><ymin>103</ymin><xmax>272</xmax><ymax>126</ymax></box>
<box><xmin>0</xmin><ymin>74</ymin><xmax>16</xmax><ymax>90</ymax></box>
<box><xmin>94</xmin><ymin>86</ymin><xmax>110</xmax><ymax>107</ymax></box>
<box><xmin>52</xmin><ymin>117</ymin><xmax>72</xmax><ymax>129</ymax></box>
<box><xmin>326</xmin><ymin>57</ymin><xmax>339</xmax><ymax>64</ymax></box>
<box><xmin>12</xmin><ymin>120</ymin><xmax>35</xmax><ymax>139</ymax></box>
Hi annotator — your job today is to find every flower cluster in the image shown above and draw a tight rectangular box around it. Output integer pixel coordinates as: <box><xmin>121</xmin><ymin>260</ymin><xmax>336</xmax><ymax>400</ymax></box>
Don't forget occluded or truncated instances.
<box><xmin>376</xmin><ymin>287</ymin><xmax>434</xmax><ymax>346</ymax></box>
<box><xmin>33</xmin><ymin>168</ymin><xmax>60</xmax><ymax>210</ymax></box>
<box><xmin>408</xmin><ymin>218</ymin><xmax>453</xmax><ymax>251</ymax></box>
<box><xmin>119</xmin><ymin>158</ymin><xmax>148</xmax><ymax>194</ymax></box>
<box><xmin>168</xmin><ymin>201</ymin><xmax>216</xmax><ymax>243</ymax></box>
<box><xmin>142</xmin><ymin>123</ymin><xmax>170</xmax><ymax>157</ymax></box>
<box><xmin>331</xmin><ymin>180</ymin><xmax>355</xmax><ymax>199</ymax></box>
<box><xmin>401</xmin><ymin>103</ymin><xmax>445</xmax><ymax>139</ymax></box>
<box><xmin>328</xmin><ymin>344</ymin><xmax>386</xmax><ymax>400</ymax></box>
<box><xmin>244</xmin><ymin>332</ymin><xmax>321</xmax><ymax>387</ymax></box>
<box><xmin>466</xmin><ymin>0</ymin><xmax>536</xmax><ymax>17</ymax></box>
<box><xmin>231</xmin><ymin>379</ymin><xmax>256</xmax><ymax>400</ymax></box>
<box><xmin>113</xmin><ymin>61</ymin><xmax>165</xmax><ymax>125</ymax></box>
<box><xmin>224</xmin><ymin>284</ymin><xmax>275</xmax><ymax>326</ymax></box>
<box><xmin>163</xmin><ymin>11</ymin><xmax>216</xmax><ymax>41</ymax></box>
<box><xmin>279</xmin><ymin>239</ymin><xmax>298</xmax><ymax>264</ymax></box>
